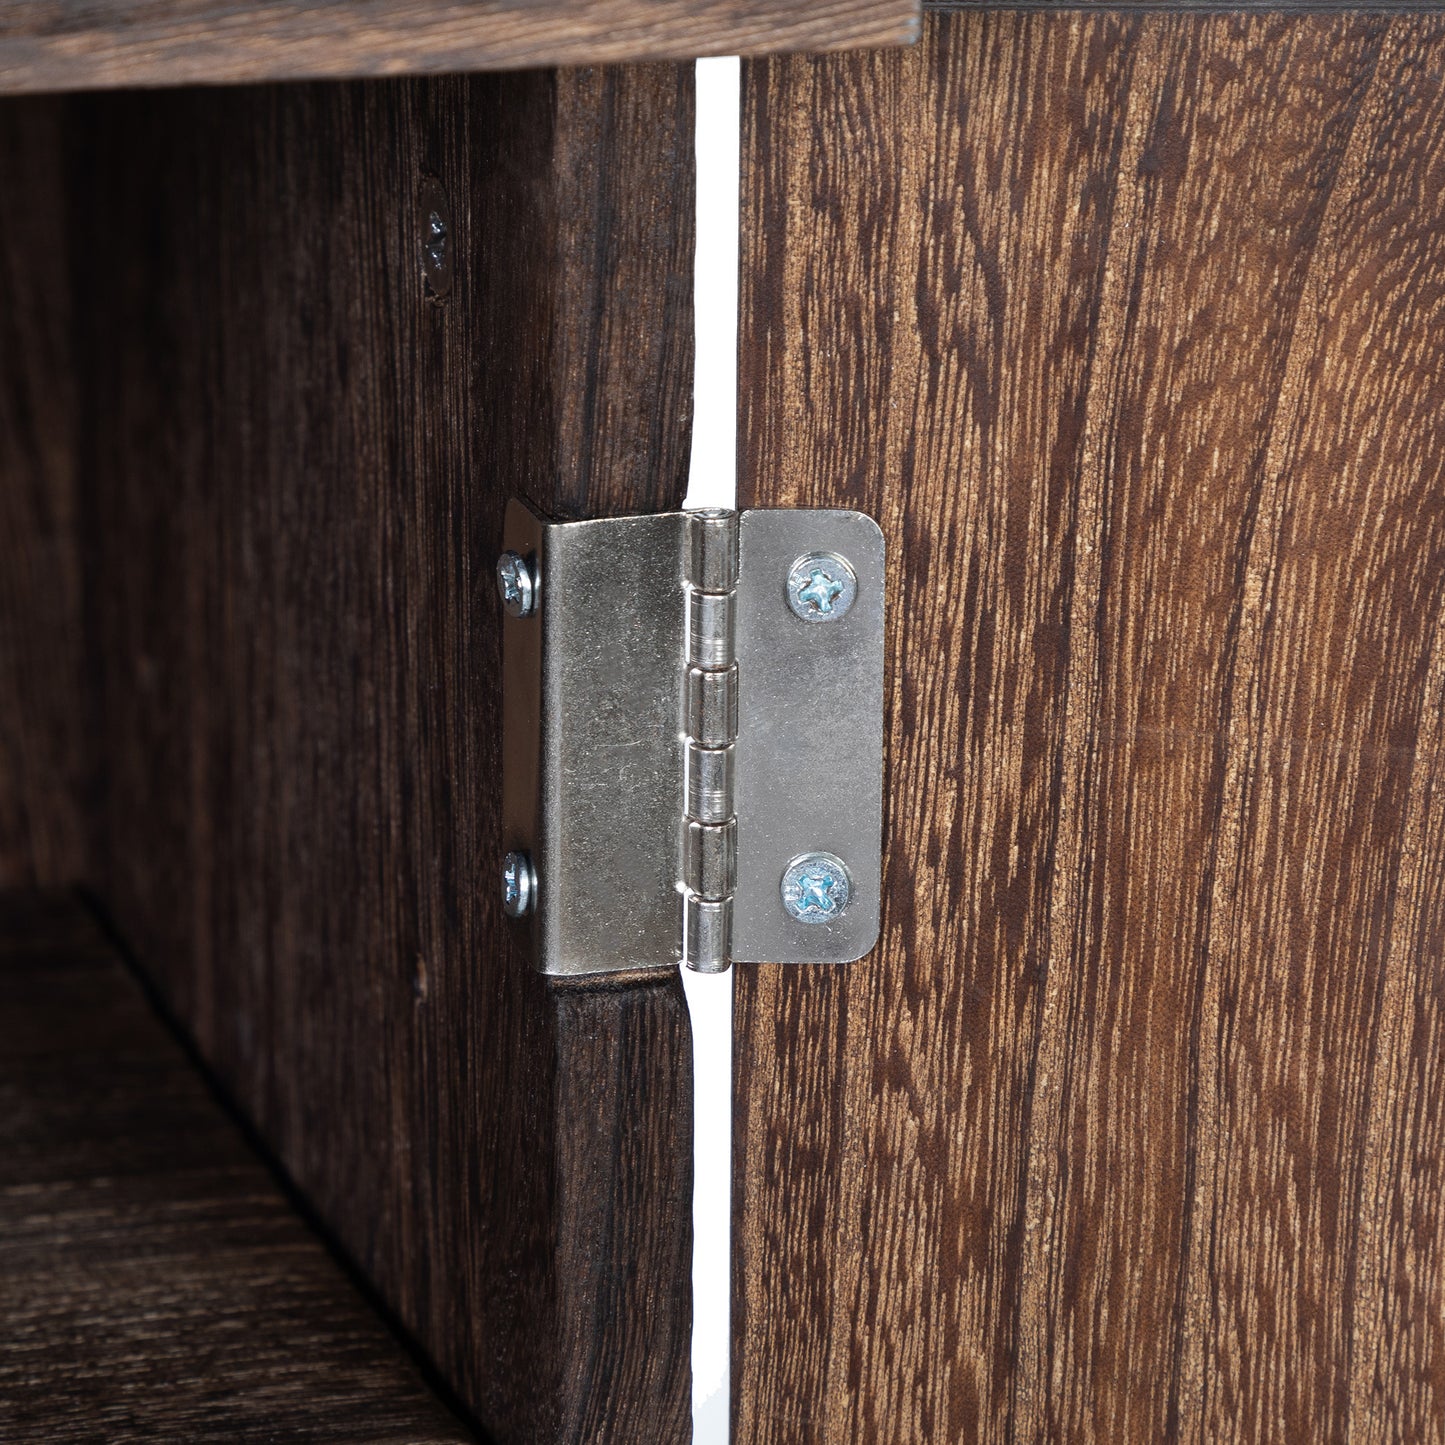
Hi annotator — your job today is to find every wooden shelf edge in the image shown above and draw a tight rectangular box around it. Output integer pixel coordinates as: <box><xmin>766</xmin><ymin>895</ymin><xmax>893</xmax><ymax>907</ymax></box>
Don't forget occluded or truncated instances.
<box><xmin>0</xmin><ymin>0</ymin><xmax>920</xmax><ymax>95</ymax></box>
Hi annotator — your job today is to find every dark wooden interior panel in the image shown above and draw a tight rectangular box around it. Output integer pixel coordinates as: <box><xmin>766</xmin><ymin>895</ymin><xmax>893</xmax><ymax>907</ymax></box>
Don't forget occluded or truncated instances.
<box><xmin>0</xmin><ymin>890</ymin><xmax>472</xmax><ymax>1443</ymax></box>
<box><xmin>0</xmin><ymin>0</ymin><xmax>919</xmax><ymax>95</ymax></box>
<box><xmin>0</xmin><ymin>102</ymin><xmax>83</xmax><ymax>889</ymax></box>
<box><xmin>737</xmin><ymin>12</ymin><xmax>1445</xmax><ymax>1441</ymax></box>
<box><xmin>0</xmin><ymin>64</ymin><xmax>697</xmax><ymax>1442</ymax></box>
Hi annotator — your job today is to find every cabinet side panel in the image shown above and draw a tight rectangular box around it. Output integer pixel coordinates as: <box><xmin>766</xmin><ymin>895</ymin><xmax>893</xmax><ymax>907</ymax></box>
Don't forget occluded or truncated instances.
<box><xmin>0</xmin><ymin>97</ymin><xmax>84</xmax><ymax>889</ymax></box>
<box><xmin>72</xmin><ymin>70</ymin><xmax>693</xmax><ymax>1442</ymax></box>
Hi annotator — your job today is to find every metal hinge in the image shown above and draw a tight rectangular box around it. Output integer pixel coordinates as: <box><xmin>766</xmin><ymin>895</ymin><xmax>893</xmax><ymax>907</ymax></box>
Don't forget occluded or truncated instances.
<box><xmin>498</xmin><ymin>500</ymin><xmax>884</xmax><ymax>978</ymax></box>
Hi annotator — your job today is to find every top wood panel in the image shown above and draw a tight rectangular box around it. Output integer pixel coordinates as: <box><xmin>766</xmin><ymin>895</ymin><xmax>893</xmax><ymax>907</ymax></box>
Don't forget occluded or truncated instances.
<box><xmin>736</xmin><ymin>10</ymin><xmax>1445</xmax><ymax>1442</ymax></box>
<box><xmin>0</xmin><ymin>0</ymin><xmax>919</xmax><ymax>95</ymax></box>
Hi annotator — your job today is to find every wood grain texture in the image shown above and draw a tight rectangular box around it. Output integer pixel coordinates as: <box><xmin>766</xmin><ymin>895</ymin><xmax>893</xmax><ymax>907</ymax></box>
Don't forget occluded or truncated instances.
<box><xmin>53</xmin><ymin>65</ymin><xmax>693</xmax><ymax>1442</ymax></box>
<box><xmin>0</xmin><ymin>102</ymin><xmax>82</xmax><ymax>888</ymax></box>
<box><xmin>930</xmin><ymin>2</ymin><xmax>1445</xmax><ymax>11</ymax></box>
<box><xmin>736</xmin><ymin>12</ymin><xmax>1445</xmax><ymax>1441</ymax></box>
<box><xmin>0</xmin><ymin>0</ymin><xmax>918</xmax><ymax>96</ymax></box>
<box><xmin>0</xmin><ymin>890</ymin><xmax>472</xmax><ymax>1443</ymax></box>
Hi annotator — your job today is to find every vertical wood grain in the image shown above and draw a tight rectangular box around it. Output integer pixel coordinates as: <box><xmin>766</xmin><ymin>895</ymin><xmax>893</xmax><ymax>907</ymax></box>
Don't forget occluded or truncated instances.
<box><xmin>737</xmin><ymin>13</ymin><xmax>1445</xmax><ymax>1440</ymax></box>
<box><xmin>61</xmin><ymin>67</ymin><xmax>694</xmax><ymax>1442</ymax></box>
<box><xmin>0</xmin><ymin>100</ymin><xmax>83</xmax><ymax>888</ymax></box>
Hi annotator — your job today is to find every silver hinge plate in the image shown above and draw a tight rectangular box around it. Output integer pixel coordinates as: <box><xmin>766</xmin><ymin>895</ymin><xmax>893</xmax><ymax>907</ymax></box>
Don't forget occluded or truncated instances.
<box><xmin>500</xmin><ymin>500</ymin><xmax>884</xmax><ymax>978</ymax></box>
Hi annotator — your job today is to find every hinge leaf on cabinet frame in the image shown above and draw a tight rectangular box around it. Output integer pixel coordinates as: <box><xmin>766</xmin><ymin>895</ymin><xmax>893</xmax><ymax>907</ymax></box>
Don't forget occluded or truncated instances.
<box><xmin>498</xmin><ymin>499</ymin><xmax>884</xmax><ymax>978</ymax></box>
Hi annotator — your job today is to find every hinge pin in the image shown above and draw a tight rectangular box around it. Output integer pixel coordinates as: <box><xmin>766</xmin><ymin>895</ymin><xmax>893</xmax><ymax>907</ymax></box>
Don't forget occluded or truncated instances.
<box><xmin>681</xmin><ymin>510</ymin><xmax>740</xmax><ymax>973</ymax></box>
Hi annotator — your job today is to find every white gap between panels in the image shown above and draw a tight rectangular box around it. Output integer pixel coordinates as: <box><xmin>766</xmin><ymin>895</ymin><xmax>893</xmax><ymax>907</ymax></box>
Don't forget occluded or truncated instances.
<box><xmin>681</xmin><ymin>53</ymin><xmax>740</xmax><ymax>1445</ymax></box>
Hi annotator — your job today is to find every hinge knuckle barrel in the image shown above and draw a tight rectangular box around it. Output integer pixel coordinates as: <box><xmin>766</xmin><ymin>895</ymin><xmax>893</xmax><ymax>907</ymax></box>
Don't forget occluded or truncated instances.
<box><xmin>686</xmin><ymin>509</ymin><xmax>739</xmax><ymax>594</ymax></box>
<box><xmin>688</xmin><ymin>590</ymin><xmax>734</xmax><ymax>668</ymax></box>
<box><xmin>684</xmin><ymin>895</ymin><xmax>733</xmax><ymax>974</ymax></box>
<box><xmin>682</xmin><ymin>508</ymin><xmax>740</xmax><ymax>972</ymax></box>
<box><xmin>686</xmin><ymin>818</ymin><xmax>737</xmax><ymax>900</ymax></box>
<box><xmin>685</xmin><ymin>741</ymin><xmax>734</xmax><ymax>824</ymax></box>
<box><xmin>686</xmin><ymin>663</ymin><xmax>739</xmax><ymax>747</ymax></box>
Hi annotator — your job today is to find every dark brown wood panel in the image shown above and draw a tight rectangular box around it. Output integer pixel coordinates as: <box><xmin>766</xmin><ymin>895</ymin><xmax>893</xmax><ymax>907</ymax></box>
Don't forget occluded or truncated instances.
<box><xmin>0</xmin><ymin>102</ymin><xmax>82</xmax><ymax>889</ymax></box>
<box><xmin>930</xmin><ymin>1</ymin><xmax>1445</xmax><ymax>10</ymax></box>
<box><xmin>0</xmin><ymin>0</ymin><xmax>918</xmax><ymax>95</ymax></box>
<box><xmin>0</xmin><ymin>890</ymin><xmax>472</xmax><ymax>1443</ymax></box>
<box><xmin>736</xmin><ymin>13</ymin><xmax>1445</xmax><ymax>1441</ymax></box>
<box><xmin>59</xmin><ymin>66</ymin><xmax>694</xmax><ymax>1443</ymax></box>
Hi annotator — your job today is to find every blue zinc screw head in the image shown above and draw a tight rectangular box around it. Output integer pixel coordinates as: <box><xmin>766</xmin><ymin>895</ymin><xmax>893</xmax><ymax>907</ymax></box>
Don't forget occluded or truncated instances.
<box><xmin>502</xmin><ymin>851</ymin><xmax>536</xmax><ymax>918</ymax></box>
<box><xmin>496</xmin><ymin>551</ymin><xmax>536</xmax><ymax>618</ymax></box>
<box><xmin>787</xmin><ymin>552</ymin><xmax>857</xmax><ymax>622</ymax></box>
<box><xmin>781</xmin><ymin>853</ymin><xmax>852</xmax><ymax>924</ymax></box>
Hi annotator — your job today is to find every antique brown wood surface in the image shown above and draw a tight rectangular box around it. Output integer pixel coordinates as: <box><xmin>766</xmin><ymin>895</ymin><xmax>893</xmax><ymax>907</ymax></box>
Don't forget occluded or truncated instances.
<box><xmin>0</xmin><ymin>103</ymin><xmax>82</xmax><ymax>889</ymax></box>
<box><xmin>47</xmin><ymin>66</ymin><xmax>693</xmax><ymax>1443</ymax></box>
<box><xmin>736</xmin><ymin>12</ymin><xmax>1445</xmax><ymax>1441</ymax></box>
<box><xmin>930</xmin><ymin>1</ymin><xmax>1445</xmax><ymax>11</ymax></box>
<box><xmin>0</xmin><ymin>0</ymin><xmax>918</xmax><ymax>95</ymax></box>
<box><xmin>0</xmin><ymin>890</ymin><xmax>472</xmax><ymax>1442</ymax></box>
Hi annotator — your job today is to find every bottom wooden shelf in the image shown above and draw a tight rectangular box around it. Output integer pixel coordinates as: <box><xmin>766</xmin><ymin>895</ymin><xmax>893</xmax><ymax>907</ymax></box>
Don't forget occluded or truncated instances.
<box><xmin>0</xmin><ymin>892</ymin><xmax>472</xmax><ymax>1443</ymax></box>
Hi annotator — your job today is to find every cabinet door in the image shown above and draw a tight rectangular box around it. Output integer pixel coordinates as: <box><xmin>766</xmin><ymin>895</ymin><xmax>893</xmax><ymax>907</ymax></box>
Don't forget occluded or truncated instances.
<box><xmin>736</xmin><ymin>13</ymin><xmax>1445</xmax><ymax>1439</ymax></box>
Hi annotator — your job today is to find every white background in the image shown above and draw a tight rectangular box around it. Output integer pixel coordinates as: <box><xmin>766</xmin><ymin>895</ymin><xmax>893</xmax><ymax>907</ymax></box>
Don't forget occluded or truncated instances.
<box><xmin>682</xmin><ymin>54</ymin><xmax>741</xmax><ymax>1445</ymax></box>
